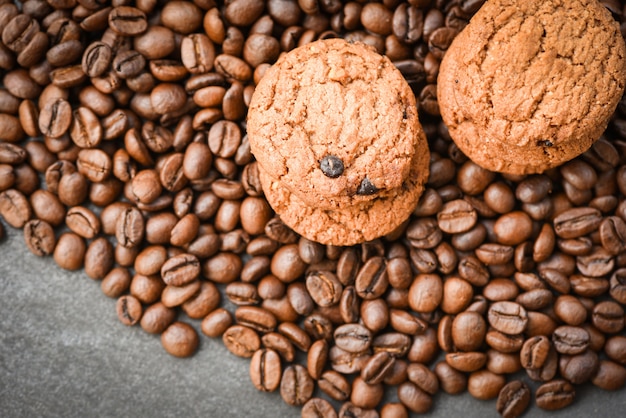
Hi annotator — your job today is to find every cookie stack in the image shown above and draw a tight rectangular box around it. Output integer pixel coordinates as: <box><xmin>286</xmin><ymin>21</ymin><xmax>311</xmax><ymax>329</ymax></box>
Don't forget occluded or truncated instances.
<box><xmin>247</xmin><ymin>39</ymin><xmax>430</xmax><ymax>246</ymax></box>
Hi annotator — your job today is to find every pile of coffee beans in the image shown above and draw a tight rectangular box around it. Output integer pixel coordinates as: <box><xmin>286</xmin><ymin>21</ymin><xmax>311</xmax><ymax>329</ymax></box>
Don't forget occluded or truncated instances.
<box><xmin>1</xmin><ymin>1</ymin><xmax>626</xmax><ymax>417</ymax></box>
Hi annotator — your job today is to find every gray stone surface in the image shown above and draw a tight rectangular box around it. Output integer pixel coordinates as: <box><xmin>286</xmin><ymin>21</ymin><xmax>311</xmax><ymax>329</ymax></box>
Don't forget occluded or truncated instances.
<box><xmin>1</xmin><ymin>222</ymin><xmax>625</xmax><ymax>417</ymax></box>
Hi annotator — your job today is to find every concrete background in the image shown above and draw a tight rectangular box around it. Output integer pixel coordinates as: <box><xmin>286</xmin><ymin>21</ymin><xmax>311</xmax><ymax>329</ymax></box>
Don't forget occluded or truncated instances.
<box><xmin>1</xmin><ymin>222</ymin><xmax>625</xmax><ymax>417</ymax></box>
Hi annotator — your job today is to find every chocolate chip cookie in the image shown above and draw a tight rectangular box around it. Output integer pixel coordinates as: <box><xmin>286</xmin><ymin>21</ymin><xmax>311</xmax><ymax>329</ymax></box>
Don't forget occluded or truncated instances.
<box><xmin>438</xmin><ymin>0</ymin><xmax>626</xmax><ymax>175</ymax></box>
<box><xmin>248</xmin><ymin>38</ymin><xmax>424</xmax><ymax>209</ymax></box>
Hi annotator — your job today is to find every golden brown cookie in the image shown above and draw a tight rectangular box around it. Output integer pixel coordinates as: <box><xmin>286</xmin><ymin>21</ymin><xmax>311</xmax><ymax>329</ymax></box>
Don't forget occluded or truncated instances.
<box><xmin>438</xmin><ymin>0</ymin><xmax>626</xmax><ymax>175</ymax></box>
<box><xmin>248</xmin><ymin>38</ymin><xmax>423</xmax><ymax>209</ymax></box>
<box><xmin>258</xmin><ymin>139</ymin><xmax>430</xmax><ymax>246</ymax></box>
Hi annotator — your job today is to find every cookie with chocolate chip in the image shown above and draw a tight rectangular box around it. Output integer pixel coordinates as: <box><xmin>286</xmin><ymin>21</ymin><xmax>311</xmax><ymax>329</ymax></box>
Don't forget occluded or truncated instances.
<box><xmin>248</xmin><ymin>38</ymin><xmax>426</xmax><ymax>209</ymax></box>
<box><xmin>438</xmin><ymin>0</ymin><xmax>626</xmax><ymax>175</ymax></box>
<box><xmin>258</xmin><ymin>141</ymin><xmax>429</xmax><ymax>246</ymax></box>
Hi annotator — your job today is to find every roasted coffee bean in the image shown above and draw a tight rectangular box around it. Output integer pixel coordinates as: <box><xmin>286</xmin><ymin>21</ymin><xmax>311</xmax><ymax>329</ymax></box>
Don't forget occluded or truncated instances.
<box><xmin>536</xmin><ymin>379</ymin><xmax>576</xmax><ymax>411</ymax></box>
<box><xmin>468</xmin><ymin>369</ymin><xmax>506</xmax><ymax>400</ymax></box>
<box><xmin>592</xmin><ymin>360</ymin><xmax>626</xmax><ymax>391</ymax></box>
<box><xmin>65</xmin><ymin>206</ymin><xmax>100</xmax><ymax>239</ymax></box>
<box><xmin>553</xmin><ymin>326</ymin><xmax>590</xmax><ymax>355</ymax></box>
<box><xmin>200</xmin><ymin>308</ymin><xmax>232</xmax><ymax>338</ymax></box>
<box><xmin>334</xmin><ymin>323</ymin><xmax>372</xmax><ymax>353</ymax></box>
<box><xmin>350</xmin><ymin>375</ymin><xmax>383</xmax><ymax>410</ymax></box>
<box><xmin>108</xmin><ymin>6</ymin><xmax>148</xmax><ymax>36</ymax></box>
<box><xmin>161</xmin><ymin>253</ymin><xmax>200</xmax><ymax>286</ymax></box>
<box><xmin>116</xmin><ymin>206</ymin><xmax>144</xmax><ymax>248</ymax></box>
<box><xmin>222</xmin><ymin>324</ymin><xmax>260</xmax><ymax>358</ymax></box>
<box><xmin>0</xmin><ymin>189</ymin><xmax>32</xmax><ymax>228</ymax></box>
<box><xmin>23</xmin><ymin>219</ymin><xmax>55</xmax><ymax>257</ymax></box>
<box><xmin>488</xmin><ymin>301</ymin><xmax>527</xmax><ymax>335</ymax></box>
<box><xmin>592</xmin><ymin>301</ymin><xmax>625</xmax><ymax>334</ymax></box>
<box><xmin>559</xmin><ymin>350</ymin><xmax>599</xmax><ymax>384</ymax></box>
<box><xmin>451</xmin><ymin>311</ymin><xmax>486</xmax><ymax>351</ymax></box>
<box><xmin>116</xmin><ymin>294</ymin><xmax>142</xmax><ymax>326</ymax></box>
<box><xmin>250</xmin><ymin>348</ymin><xmax>281</xmax><ymax>392</ymax></box>
<box><xmin>553</xmin><ymin>207</ymin><xmax>602</xmax><ymax>239</ymax></box>
<box><xmin>161</xmin><ymin>321</ymin><xmax>199</xmax><ymax>358</ymax></box>
<box><xmin>496</xmin><ymin>380</ymin><xmax>531</xmax><ymax>418</ymax></box>
<box><xmin>301</xmin><ymin>398</ymin><xmax>337</xmax><ymax>418</ymax></box>
<box><xmin>408</xmin><ymin>273</ymin><xmax>442</xmax><ymax>313</ymax></box>
<box><xmin>319</xmin><ymin>370</ymin><xmax>351</xmax><ymax>401</ymax></box>
<box><xmin>140</xmin><ymin>302</ymin><xmax>177</xmax><ymax>334</ymax></box>
<box><xmin>280</xmin><ymin>364</ymin><xmax>314</xmax><ymax>407</ymax></box>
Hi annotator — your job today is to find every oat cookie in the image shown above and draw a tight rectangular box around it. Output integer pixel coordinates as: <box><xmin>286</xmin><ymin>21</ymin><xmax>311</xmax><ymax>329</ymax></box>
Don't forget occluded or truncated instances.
<box><xmin>248</xmin><ymin>38</ymin><xmax>424</xmax><ymax>209</ymax></box>
<box><xmin>258</xmin><ymin>142</ymin><xmax>430</xmax><ymax>246</ymax></box>
<box><xmin>438</xmin><ymin>0</ymin><xmax>626</xmax><ymax>175</ymax></box>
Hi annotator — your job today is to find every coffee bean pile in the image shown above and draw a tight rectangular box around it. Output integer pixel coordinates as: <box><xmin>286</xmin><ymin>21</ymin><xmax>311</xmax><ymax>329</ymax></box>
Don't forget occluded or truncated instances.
<box><xmin>1</xmin><ymin>1</ymin><xmax>626</xmax><ymax>417</ymax></box>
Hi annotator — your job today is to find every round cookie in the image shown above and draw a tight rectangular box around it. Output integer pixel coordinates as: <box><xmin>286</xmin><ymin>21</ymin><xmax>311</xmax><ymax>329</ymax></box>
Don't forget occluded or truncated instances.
<box><xmin>258</xmin><ymin>138</ymin><xmax>430</xmax><ymax>247</ymax></box>
<box><xmin>438</xmin><ymin>0</ymin><xmax>626</xmax><ymax>175</ymax></box>
<box><xmin>248</xmin><ymin>38</ymin><xmax>423</xmax><ymax>209</ymax></box>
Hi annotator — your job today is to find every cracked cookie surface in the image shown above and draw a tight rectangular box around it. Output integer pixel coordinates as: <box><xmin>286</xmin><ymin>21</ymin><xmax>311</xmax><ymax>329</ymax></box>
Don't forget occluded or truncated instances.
<box><xmin>438</xmin><ymin>0</ymin><xmax>626</xmax><ymax>175</ymax></box>
<box><xmin>258</xmin><ymin>142</ymin><xmax>429</xmax><ymax>246</ymax></box>
<box><xmin>248</xmin><ymin>38</ymin><xmax>425</xmax><ymax>209</ymax></box>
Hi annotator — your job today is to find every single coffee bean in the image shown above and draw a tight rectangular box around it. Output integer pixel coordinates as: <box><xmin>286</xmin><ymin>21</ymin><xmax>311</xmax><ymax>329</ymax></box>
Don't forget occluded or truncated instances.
<box><xmin>116</xmin><ymin>294</ymin><xmax>142</xmax><ymax>326</ymax></box>
<box><xmin>139</xmin><ymin>302</ymin><xmax>177</xmax><ymax>334</ymax></box>
<box><xmin>318</xmin><ymin>370</ymin><xmax>351</xmax><ymax>401</ymax></box>
<box><xmin>592</xmin><ymin>360</ymin><xmax>626</xmax><ymax>391</ymax></box>
<box><xmin>350</xmin><ymin>376</ymin><xmax>383</xmax><ymax>410</ymax></box>
<box><xmin>334</xmin><ymin>323</ymin><xmax>372</xmax><ymax>353</ymax></box>
<box><xmin>553</xmin><ymin>207</ymin><xmax>602</xmax><ymax>239</ymax></box>
<box><xmin>496</xmin><ymin>380</ymin><xmax>531</xmax><ymax>418</ymax></box>
<box><xmin>23</xmin><ymin>219</ymin><xmax>56</xmax><ymax>257</ymax></box>
<box><xmin>397</xmin><ymin>381</ymin><xmax>432</xmax><ymax>414</ymax></box>
<box><xmin>0</xmin><ymin>189</ymin><xmax>31</xmax><ymax>228</ymax></box>
<box><xmin>559</xmin><ymin>350</ymin><xmax>599</xmax><ymax>384</ymax></box>
<box><xmin>161</xmin><ymin>253</ymin><xmax>200</xmax><ymax>286</ymax></box>
<box><xmin>161</xmin><ymin>321</ymin><xmax>198</xmax><ymax>358</ymax></box>
<box><xmin>222</xmin><ymin>324</ymin><xmax>260</xmax><ymax>358</ymax></box>
<box><xmin>280</xmin><ymin>364</ymin><xmax>314</xmax><ymax>406</ymax></box>
<box><xmin>115</xmin><ymin>206</ymin><xmax>145</xmax><ymax>248</ymax></box>
<box><xmin>536</xmin><ymin>379</ymin><xmax>576</xmax><ymax>411</ymax></box>
<box><xmin>200</xmin><ymin>308</ymin><xmax>232</xmax><ymax>338</ymax></box>
<box><xmin>553</xmin><ymin>325</ymin><xmax>590</xmax><ymax>355</ymax></box>
<box><xmin>250</xmin><ymin>348</ymin><xmax>282</xmax><ymax>392</ymax></box>
<box><xmin>301</xmin><ymin>398</ymin><xmax>338</xmax><ymax>418</ymax></box>
<box><xmin>468</xmin><ymin>369</ymin><xmax>506</xmax><ymax>400</ymax></box>
<box><xmin>108</xmin><ymin>6</ymin><xmax>147</xmax><ymax>36</ymax></box>
<box><xmin>488</xmin><ymin>301</ymin><xmax>528</xmax><ymax>335</ymax></box>
<box><xmin>65</xmin><ymin>206</ymin><xmax>100</xmax><ymax>239</ymax></box>
<box><xmin>592</xmin><ymin>301</ymin><xmax>625</xmax><ymax>334</ymax></box>
<box><xmin>451</xmin><ymin>311</ymin><xmax>486</xmax><ymax>351</ymax></box>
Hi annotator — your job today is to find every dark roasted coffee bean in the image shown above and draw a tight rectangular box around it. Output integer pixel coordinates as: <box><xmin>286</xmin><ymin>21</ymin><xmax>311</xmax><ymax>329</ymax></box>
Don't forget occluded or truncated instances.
<box><xmin>592</xmin><ymin>301</ymin><xmax>625</xmax><ymax>334</ymax></box>
<box><xmin>496</xmin><ymin>380</ymin><xmax>530</xmax><ymax>418</ymax></box>
<box><xmin>559</xmin><ymin>350</ymin><xmax>599</xmax><ymax>384</ymax></box>
<box><xmin>592</xmin><ymin>360</ymin><xmax>626</xmax><ymax>391</ymax></box>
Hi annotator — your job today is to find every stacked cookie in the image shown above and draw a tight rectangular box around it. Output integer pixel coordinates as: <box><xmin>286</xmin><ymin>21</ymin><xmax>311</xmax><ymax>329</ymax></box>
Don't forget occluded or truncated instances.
<box><xmin>247</xmin><ymin>39</ymin><xmax>430</xmax><ymax>246</ymax></box>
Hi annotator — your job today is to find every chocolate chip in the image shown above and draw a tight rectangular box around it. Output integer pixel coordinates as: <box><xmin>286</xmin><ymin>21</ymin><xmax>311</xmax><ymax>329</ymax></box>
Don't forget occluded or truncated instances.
<box><xmin>319</xmin><ymin>155</ymin><xmax>344</xmax><ymax>178</ymax></box>
<box><xmin>357</xmin><ymin>177</ymin><xmax>378</xmax><ymax>195</ymax></box>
